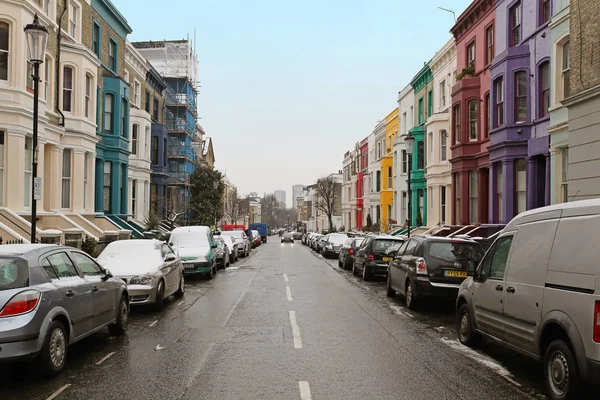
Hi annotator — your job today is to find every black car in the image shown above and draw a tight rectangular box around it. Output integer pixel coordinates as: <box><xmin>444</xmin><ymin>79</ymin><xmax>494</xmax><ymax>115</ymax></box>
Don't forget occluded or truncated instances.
<box><xmin>315</xmin><ymin>235</ymin><xmax>328</xmax><ymax>253</ymax></box>
<box><xmin>352</xmin><ymin>236</ymin><xmax>405</xmax><ymax>281</ymax></box>
<box><xmin>387</xmin><ymin>236</ymin><xmax>484</xmax><ymax>309</ymax></box>
<box><xmin>321</xmin><ymin>233</ymin><xmax>348</xmax><ymax>258</ymax></box>
<box><xmin>281</xmin><ymin>232</ymin><xmax>294</xmax><ymax>243</ymax></box>
<box><xmin>338</xmin><ymin>236</ymin><xmax>366</xmax><ymax>270</ymax></box>
<box><xmin>214</xmin><ymin>236</ymin><xmax>230</xmax><ymax>269</ymax></box>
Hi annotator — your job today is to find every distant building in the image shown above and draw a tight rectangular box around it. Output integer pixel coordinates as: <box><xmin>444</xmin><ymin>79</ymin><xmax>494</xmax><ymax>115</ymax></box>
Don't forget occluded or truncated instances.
<box><xmin>291</xmin><ymin>185</ymin><xmax>305</xmax><ymax>209</ymax></box>
<box><xmin>274</xmin><ymin>190</ymin><xmax>286</xmax><ymax>208</ymax></box>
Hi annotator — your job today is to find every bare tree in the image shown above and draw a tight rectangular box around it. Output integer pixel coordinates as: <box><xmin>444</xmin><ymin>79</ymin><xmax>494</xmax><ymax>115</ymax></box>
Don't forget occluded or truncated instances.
<box><xmin>224</xmin><ymin>188</ymin><xmax>241</xmax><ymax>225</ymax></box>
<box><xmin>314</xmin><ymin>177</ymin><xmax>336</xmax><ymax>233</ymax></box>
<box><xmin>260</xmin><ymin>194</ymin><xmax>280</xmax><ymax>227</ymax></box>
<box><xmin>165</xmin><ymin>202</ymin><xmax>188</xmax><ymax>231</ymax></box>
<box><xmin>238</xmin><ymin>197</ymin><xmax>250</xmax><ymax>226</ymax></box>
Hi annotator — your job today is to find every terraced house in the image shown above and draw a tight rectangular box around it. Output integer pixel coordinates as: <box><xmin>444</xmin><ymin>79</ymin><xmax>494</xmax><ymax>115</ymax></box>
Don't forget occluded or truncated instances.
<box><xmin>380</xmin><ymin>108</ymin><xmax>397</xmax><ymax>232</ymax></box>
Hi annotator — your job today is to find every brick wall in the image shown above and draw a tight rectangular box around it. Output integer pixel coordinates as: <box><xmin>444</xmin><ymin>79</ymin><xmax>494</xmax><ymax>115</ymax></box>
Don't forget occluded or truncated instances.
<box><xmin>569</xmin><ymin>0</ymin><xmax>600</xmax><ymax>95</ymax></box>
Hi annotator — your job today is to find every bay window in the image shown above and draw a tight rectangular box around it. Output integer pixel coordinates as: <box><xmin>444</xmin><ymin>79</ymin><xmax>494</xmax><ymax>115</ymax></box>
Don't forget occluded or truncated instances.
<box><xmin>62</xmin><ymin>66</ymin><xmax>73</xmax><ymax>112</ymax></box>
<box><xmin>515</xmin><ymin>71</ymin><xmax>527</xmax><ymax>122</ymax></box>
<box><xmin>468</xmin><ymin>100</ymin><xmax>478</xmax><ymax>140</ymax></box>
<box><xmin>495</xmin><ymin>78</ymin><xmax>504</xmax><ymax>127</ymax></box>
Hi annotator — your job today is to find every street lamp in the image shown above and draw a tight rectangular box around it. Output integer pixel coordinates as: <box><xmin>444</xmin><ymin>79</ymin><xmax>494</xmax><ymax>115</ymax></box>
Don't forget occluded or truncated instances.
<box><xmin>212</xmin><ymin>179</ymin><xmax>219</xmax><ymax>228</ymax></box>
<box><xmin>24</xmin><ymin>14</ymin><xmax>48</xmax><ymax>243</ymax></box>
<box><xmin>404</xmin><ymin>135</ymin><xmax>415</xmax><ymax>238</ymax></box>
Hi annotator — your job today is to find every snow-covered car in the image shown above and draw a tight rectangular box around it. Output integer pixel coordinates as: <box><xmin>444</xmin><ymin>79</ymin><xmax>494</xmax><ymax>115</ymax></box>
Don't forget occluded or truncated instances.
<box><xmin>219</xmin><ymin>234</ymin><xmax>239</xmax><ymax>262</ymax></box>
<box><xmin>222</xmin><ymin>231</ymin><xmax>251</xmax><ymax>257</ymax></box>
<box><xmin>96</xmin><ymin>239</ymin><xmax>185</xmax><ymax>310</ymax></box>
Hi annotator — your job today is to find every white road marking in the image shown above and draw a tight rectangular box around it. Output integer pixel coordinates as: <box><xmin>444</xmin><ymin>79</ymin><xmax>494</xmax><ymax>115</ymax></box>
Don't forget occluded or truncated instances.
<box><xmin>177</xmin><ymin>301</ymin><xmax>185</xmax><ymax>306</ymax></box>
<box><xmin>434</xmin><ymin>326</ymin><xmax>447</xmax><ymax>332</ymax></box>
<box><xmin>404</xmin><ymin>311</ymin><xmax>414</xmax><ymax>318</ymax></box>
<box><xmin>283</xmin><ymin>273</ymin><xmax>289</xmax><ymax>282</ymax></box>
<box><xmin>289</xmin><ymin>311</ymin><xmax>303</xmax><ymax>349</ymax></box>
<box><xmin>298</xmin><ymin>381</ymin><xmax>312</xmax><ymax>400</ymax></box>
<box><xmin>149</xmin><ymin>320</ymin><xmax>158</xmax><ymax>327</ymax></box>
<box><xmin>95</xmin><ymin>351</ymin><xmax>115</xmax><ymax>365</ymax></box>
<box><xmin>286</xmin><ymin>285</ymin><xmax>293</xmax><ymax>301</ymax></box>
<box><xmin>196</xmin><ymin>288</ymin><xmax>202</xmax><ymax>292</ymax></box>
<box><xmin>155</xmin><ymin>344</ymin><xmax>165</xmax><ymax>351</ymax></box>
<box><xmin>45</xmin><ymin>384</ymin><xmax>72</xmax><ymax>400</ymax></box>
<box><xmin>440</xmin><ymin>338</ymin><xmax>521</xmax><ymax>387</ymax></box>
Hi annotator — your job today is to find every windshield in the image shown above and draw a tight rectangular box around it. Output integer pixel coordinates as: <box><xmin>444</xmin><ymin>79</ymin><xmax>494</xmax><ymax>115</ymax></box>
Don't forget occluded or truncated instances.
<box><xmin>223</xmin><ymin>231</ymin><xmax>243</xmax><ymax>240</ymax></box>
<box><xmin>170</xmin><ymin>231</ymin><xmax>210</xmax><ymax>248</ymax></box>
<box><xmin>353</xmin><ymin>238</ymin><xmax>365</xmax><ymax>247</ymax></box>
<box><xmin>328</xmin><ymin>234</ymin><xmax>348</xmax><ymax>245</ymax></box>
<box><xmin>97</xmin><ymin>240</ymin><xmax>162</xmax><ymax>263</ymax></box>
<box><xmin>0</xmin><ymin>257</ymin><xmax>28</xmax><ymax>290</ymax></box>
<box><xmin>372</xmin><ymin>239</ymin><xmax>404</xmax><ymax>253</ymax></box>
<box><xmin>426</xmin><ymin>241</ymin><xmax>484</xmax><ymax>263</ymax></box>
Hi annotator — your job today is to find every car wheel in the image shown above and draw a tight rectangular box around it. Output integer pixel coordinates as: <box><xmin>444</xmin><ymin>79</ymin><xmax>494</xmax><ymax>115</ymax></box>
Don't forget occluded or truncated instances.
<box><xmin>457</xmin><ymin>303</ymin><xmax>478</xmax><ymax>346</ymax></box>
<box><xmin>39</xmin><ymin>320</ymin><xmax>68</xmax><ymax>377</ymax></box>
<box><xmin>405</xmin><ymin>279</ymin><xmax>417</xmax><ymax>310</ymax></box>
<box><xmin>386</xmin><ymin>274</ymin><xmax>395</xmax><ymax>297</ymax></box>
<box><xmin>544</xmin><ymin>339</ymin><xmax>582</xmax><ymax>400</ymax></box>
<box><xmin>208</xmin><ymin>264</ymin><xmax>216</xmax><ymax>279</ymax></box>
<box><xmin>154</xmin><ymin>280</ymin><xmax>165</xmax><ymax>310</ymax></box>
<box><xmin>174</xmin><ymin>274</ymin><xmax>185</xmax><ymax>298</ymax></box>
<box><xmin>352</xmin><ymin>263</ymin><xmax>358</xmax><ymax>276</ymax></box>
<box><xmin>362</xmin><ymin>264</ymin><xmax>371</xmax><ymax>281</ymax></box>
<box><xmin>338</xmin><ymin>258</ymin><xmax>343</xmax><ymax>267</ymax></box>
<box><xmin>108</xmin><ymin>295</ymin><xmax>129</xmax><ymax>335</ymax></box>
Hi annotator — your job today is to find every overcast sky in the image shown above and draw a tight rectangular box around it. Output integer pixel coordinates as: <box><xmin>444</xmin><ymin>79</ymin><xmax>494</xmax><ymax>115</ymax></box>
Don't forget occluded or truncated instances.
<box><xmin>115</xmin><ymin>0</ymin><xmax>471</xmax><ymax>207</ymax></box>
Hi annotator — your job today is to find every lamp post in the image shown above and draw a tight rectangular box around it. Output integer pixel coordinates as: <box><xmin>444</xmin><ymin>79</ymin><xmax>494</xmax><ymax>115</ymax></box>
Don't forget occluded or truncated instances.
<box><xmin>405</xmin><ymin>135</ymin><xmax>415</xmax><ymax>238</ymax></box>
<box><xmin>213</xmin><ymin>179</ymin><xmax>219</xmax><ymax>228</ymax></box>
<box><xmin>24</xmin><ymin>15</ymin><xmax>48</xmax><ymax>243</ymax></box>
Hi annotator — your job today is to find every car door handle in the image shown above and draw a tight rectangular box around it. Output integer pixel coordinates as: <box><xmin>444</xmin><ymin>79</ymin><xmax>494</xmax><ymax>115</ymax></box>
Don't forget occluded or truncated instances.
<box><xmin>495</xmin><ymin>285</ymin><xmax>503</xmax><ymax>291</ymax></box>
<box><xmin>506</xmin><ymin>286</ymin><xmax>516</xmax><ymax>293</ymax></box>
<box><xmin>92</xmin><ymin>286</ymin><xmax>99</xmax><ymax>293</ymax></box>
<box><xmin>65</xmin><ymin>290</ymin><xmax>75</xmax><ymax>297</ymax></box>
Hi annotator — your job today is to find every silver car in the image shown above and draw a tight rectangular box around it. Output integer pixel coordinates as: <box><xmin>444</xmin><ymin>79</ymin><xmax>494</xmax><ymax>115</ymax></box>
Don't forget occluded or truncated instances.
<box><xmin>222</xmin><ymin>231</ymin><xmax>251</xmax><ymax>257</ymax></box>
<box><xmin>0</xmin><ymin>244</ymin><xmax>128</xmax><ymax>376</ymax></box>
<box><xmin>96</xmin><ymin>239</ymin><xmax>184</xmax><ymax>310</ymax></box>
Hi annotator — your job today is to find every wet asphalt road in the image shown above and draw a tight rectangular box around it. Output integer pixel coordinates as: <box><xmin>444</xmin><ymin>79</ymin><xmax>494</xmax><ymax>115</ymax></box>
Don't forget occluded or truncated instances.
<box><xmin>1</xmin><ymin>237</ymin><xmax>582</xmax><ymax>399</ymax></box>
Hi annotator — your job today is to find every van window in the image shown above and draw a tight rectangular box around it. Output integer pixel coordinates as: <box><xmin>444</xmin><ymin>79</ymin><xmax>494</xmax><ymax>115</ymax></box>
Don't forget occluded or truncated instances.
<box><xmin>481</xmin><ymin>236</ymin><xmax>513</xmax><ymax>280</ymax></box>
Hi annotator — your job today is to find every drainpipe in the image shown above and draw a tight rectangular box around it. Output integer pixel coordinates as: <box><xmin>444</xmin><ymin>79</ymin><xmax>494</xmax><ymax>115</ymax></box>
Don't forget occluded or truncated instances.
<box><xmin>55</xmin><ymin>3</ymin><xmax>67</xmax><ymax>127</ymax></box>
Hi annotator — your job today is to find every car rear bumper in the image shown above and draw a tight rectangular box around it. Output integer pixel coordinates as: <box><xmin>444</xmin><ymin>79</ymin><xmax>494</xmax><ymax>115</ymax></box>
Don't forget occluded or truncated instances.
<box><xmin>586</xmin><ymin>358</ymin><xmax>600</xmax><ymax>383</ymax></box>
<box><xmin>413</xmin><ymin>277</ymin><xmax>460</xmax><ymax>299</ymax></box>
<box><xmin>365</xmin><ymin>262</ymin><xmax>389</xmax><ymax>277</ymax></box>
<box><xmin>0</xmin><ymin>337</ymin><xmax>41</xmax><ymax>362</ymax></box>
<box><xmin>183</xmin><ymin>261</ymin><xmax>213</xmax><ymax>275</ymax></box>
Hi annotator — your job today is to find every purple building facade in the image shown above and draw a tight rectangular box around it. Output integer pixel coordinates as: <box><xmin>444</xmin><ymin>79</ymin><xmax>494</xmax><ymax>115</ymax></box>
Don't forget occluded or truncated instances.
<box><xmin>488</xmin><ymin>0</ymin><xmax>552</xmax><ymax>223</ymax></box>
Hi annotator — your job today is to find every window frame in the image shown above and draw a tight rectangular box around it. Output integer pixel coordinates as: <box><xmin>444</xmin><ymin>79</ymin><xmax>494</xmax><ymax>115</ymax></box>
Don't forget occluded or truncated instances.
<box><xmin>514</xmin><ymin>70</ymin><xmax>527</xmax><ymax>123</ymax></box>
<box><xmin>61</xmin><ymin>149</ymin><xmax>72</xmax><ymax>209</ymax></box>
<box><xmin>510</xmin><ymin>1</ymin><xmax>522</xmax><ymax>47</ymax></box>
<box><xmin>92</xmin><ymin>20</ymin><xmax>101</xmax><ymax>58</ymax></box>
<box><xmin>469</xmin><ymin>170</ymin><xmax>478</xmax><ymax>223</ymax></box>
<box><xmin>131</xmin><ymin>124</ymin><xmax>139</xmax><ymax>155</ymax></box>
<box><xmin>417</xmin><ymin>141</ymin><xmax>424</xmax><ymax>170</ymax></box>
<box><xmin>484</xmin><ymin>92</ymin><xmax>490</xmax><ymax>138</ymax></box>
<box><xmin>104</xmin><ymin>93</ymin><xmax>114</xmax><ymax>133</ymax></box>
<box><xmin>108</xmin><ymin>37</ymin><xmax>118</xmax><ymax>73</ymax></box>
<box><xmin>453</xmin><ymin>104</ymin><xmax>461</xmax><ymax>144</ymax></box>
<box><xmin>541</xmin><ymin>0</ymin><xmax>551</xmax><ymax>25</ymax></box>
<box><xmin>401</xmin><ymin>150</ymin><xmax>407</xmax><ymax>174</ymax></box>
<box><xmin>485</xmin><ymin>23</ymin><xmax>494</xmax><ymax>65</ymax></box>
<box><xmin>539</xmin><ymin>61</ymin><xmax>550</xmax><ymax>118</ymax></box>
<box><xmin>0</xmin><ymin>21</ymin><xmax>9</xmax><ymax>82</ymax></box>
<box><xmin>133</xmin><ymin>79</ymin><xmax>141</xmax><ymax>107</ymax></box>
<box><xmin>121</xmin><ymin>98</ymin><xmax>128</xmax><ymax>138</ymax></box>
<box><xmin>466</xmin><ymin>40</ymin><xmax>476</xmax><ymax>67</ymax></box>
<box><xmin>417</xmin><ymin>96</ymin><xmax>424</xmax><ymax>124</ymax></box>
<box><xmin>103</xmin><ymin>161</ymin><xmax>111</xmax><ymax>213</ymax></box>
<box><xmin>561</xmin><ymin>148</ymin><xmax>569</xmax><ymax>202</ymax></box>
<box><xmin>62</xmin><ymin>65</ymin><xmax>74</xmax><ymax>113</ymax></box>
<box><xmin>85</xmin><ymin>73</ymin><xmax>92</xmax><ymax>119</ymax></box>
<box><xmin>427</xmin><ymin>89</ymin><xmax>433</xmax><ymax>117</ymax></box>
<box><xmin>24</xmin><ymin>137</ymin><xmax>32</xmax><ymax>207</ymax></box>
<box><xmin>145</xmin><ymin>89</ymin><xmax>151</xmax><ymax>113</ymax></box>
<box><xmin>68</xmin><ymin>1</ymin><xmax>78</xmax><ymax>40</ymax></box>
<box><xmin>131</xmin><ymin>179</ymin><xmax>137</xmax><ymax>217</ymax></box>
<box><xmin>561</xmin><ymin>40</ymin><xmax>570</xmax><ymax>100</ymax></box>
<box><xmin>440</xmin><ymin>130</ymin><xmax>447</xmax><ymax>162</ymax></box>
<box><xmin>439</xmin><ymin>80</ymin><xmax>446</xmax><ymax>109</ymax></box>
<box><xmin>495</xmin><ymin>77</ymin><xmax>504</xmax><ymax>127</ymax></box>
<box><xmin>478</xmin><ymin>235</ymin><xmax>514</xmax><ymax>281</ymax></box>
<box><xmin>151</xmin><ymin>135</ymin><xmax>159</xmax><ymax>165</ymax></box>
<box><xmin>468</xmin><ymin>99</ymin><xmax>478</xmax><ymax>141</ymax></box>
<box><xmin>516</xmin><ymin>159</ymin><xmax>527</xmax><ymax>214</ymax></box>
<box><xmin>0</xmin><ymin>129</ymin><xmax>4</xmax><ymax>206</ymax></box>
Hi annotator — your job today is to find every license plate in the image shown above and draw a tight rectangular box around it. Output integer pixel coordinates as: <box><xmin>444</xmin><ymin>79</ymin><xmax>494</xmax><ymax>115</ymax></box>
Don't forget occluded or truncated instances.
<box><xmin>184</xmin><ymin>263</ymin><xmax>195</xmax><ymax>269</ymax></box>
<box><xmin>444</xmin><ymin>270</ymin><xmax>467</xmax><ymax>278</ymax></box>
<box><xmin>383</xmin><ymin>256</ymin><xmax>392</xmax><ymax>262</ymax></box>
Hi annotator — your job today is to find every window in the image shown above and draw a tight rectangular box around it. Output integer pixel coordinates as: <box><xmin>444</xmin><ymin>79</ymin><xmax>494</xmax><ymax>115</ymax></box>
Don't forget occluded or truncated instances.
<box><xmin>401</xmin><ymin>191</ymin><xmax>407</xmax><ymax>223</ymax></box>
<box><xmin>133</xmin><ymin>81</ymin><xmax>140</xmax><ymax>107</ymax></box>
<box><xmin>480</xmin><ymin>236</ymin><xmax>513</xmax><ymax>280</ymax></box>
<box><xmin>153</xmin><ymin>98</ymin><xmax>159</xmax><ymax>121</ymax></box>
<box><xmin>0</xmin><ymin>22</ymin><xmax>8</xmax><ymax>81</ymax></box>
<box><xmin>85</xmin><ymin>74</ymin><xmax>92</xmax><ymax>118</ymax></box>
<box><xmin>131</xmin><ymin>124</ymin><xmax>138</xmax><ymax>155</ymax></box>
<box><xmin>68</xmin><ymin>2</ymin><xmax>77</xmax><ymax>39</ymax></box>
<box><xmin>145</xmin><ymin>90</ymin><xmax>151</xmax><ymax>113</ymax></box>
<box><xmin>108</xmin><ymin>39</ymin><xmax>117</xmax><ymax>72</ymax></box>
<box><xmin>46</xmin><ymin>253</ymin><xmax>79</xmax><ymax>278</ymax></box>
<box><xmin>484</xmin><ymin>92</ymin><xmax>490</xmax><ymax>137</ymax></box>
<box><xmin>440</xmin><ymin>186</ymin><xmax>446</xmax><ymax>224</ymax></box>
<box><xmin>515</xmin><ymin>71</ymin><xmax>527</xmax><ymax>122</ymax></box>
<box><xmin>486</xmin><ymin>25</ymin><xmax>494</xmax><ymax>64</ymax></box>
<box><xmin>539</xmin><ymin>62</ymin><xmax>550</xmax><ymax>118</ymax></box>
<box><xmin>103</xmin><ymin>162</ymin><xmax>111</xmax><ymax>213</ymax></box>
<box><xmin>83</xmin><ymin>153</ymin><xmax>88</xmax><ymax>209</ymax></box>
<box><xmin>453</xmin><ymin>105</ymin><xmax>460</xmax><ymax>144</ymax></box>
<box><xmin>61</xmin><ymin>149</ymin><xmax>71</xmax><ymax>208</ymax></box>
<box><xmin>541</xmin><ymin>0</ymin><xmax>551</xmax><ymax>24</ymax></box>
<box><xmin>418</xmin><ymin>189</ymin><xmax>424</xmax><ymax>224</ymax></box>
<box><xmin>561</xmin><ymin>148</ymin><xmax>569</xmax><ymax>202</ymax></box>
<box><xmin>0</xmin><ymin>131</ymin><xmax>4</xmax><ymax>205</ymax></box>
<box><xmin>495</xmin><ymin>78</ymin><xmax>504</xmax><ymax>126</ymax></box>
<box><xmin>43</xmin><ymin>0</ymin><xmax>51</xmax><ymax>15</ymax></box>
<box><xmin>376</xmin><ymin>142</ymin><xmax>381</xmax><ymax>159</ymax></box>
<box><xmin>71</xmin><ymin>252</ymin><xmax>102</xmax><ymax>276</ymax></box>
<box><xmin>468</xmin><ymin>100</ymin><xmax>478</xmax><ymax>141</ymax></box>
<box><xmin>455</xmin><ymin>174</ymin><xmax>460</xmax><ymax>223</ymax></box>
<box><xmin>376</xmin><ymin>171</ymin><xmax>381</xmax><ymax>192</ymax></box>
<box><xmin>402</xmin><ymin>112</ymin><xmax>407</xmax><ymax>134</ymax></box>
<box><xmin>427</xmin><ymin>89</ymin><xmax>433</xmax><ymax>117</ymax></box>
<box><xmin>150</xmin><ymin>183</ymin><xmax>157</xmax><ymax>212</ymax></box>
<box><xmin>562</xmin><ymin>40</ymin><xmax>570</xmax><ymax>100</ymax></box>
<box><xmin>402</xmin><ymin>150</ymin><xmax>407</xmax><ymax>173</ymax></box>
<box><xmin>510</xmin><ymin>2</ymin><xmax>522</xmax><ymax>46</ymax></box>
<box><xmin>62</xmin><ymin>66</ymin><xmax>73</xmax><ymax>112</ymax></box>
<box><xmin>24</xmin><ymin>137</ymin><xmax>32</xmax><ymax>207</ymax></box>
<box><xmin>428</xmin><ymin>132</ymin><xmax>433</xmax><ymax>159</ymax></box>
<box><xmin>516</xmin><ymin>159</ymin><xmax>526</xmax><ymax>214</ymax></box>
<box><xmin>92</xmin><ymin>22</ymin><xmax>100</xmax><ymax>57</ymax></box>
<box><xmin>121</xmin><ymin>100</ymin><xmax>127</xmax><ymax>137</ymax></box>
<box><xmin>387</xmin><ymin>166</ymin><xmax>392</xmax><ymax>189</ymax></box>
<box><xmin>26</xmin><ymin>61</ymin><xmax>34</xmax><ymax>91</ymax></box>
<box><xmin>469</xmin><ymin>170</ymin><xmax>478</xmax><ymax>223</ymax></box>
<box><xmin>440</xmin><ymin>81</ymin><xmax>446</xmax><ymax>108</ymax></box>
<box><xmin>417</xmin><ymin>141</ymin><xmax>424</xmax><ymax>170</ymax></box>
<box><xmin>145</xmin><ymin>127</ymin><xmax>150</xmax><ymax>158</ymax></box>
<box><xmin>440</xmin><ymin>131</ymin><xmax>447</xmax><ymax>161</ymax></box>
<box><xmin>467</xmin><ymin>41</ymin><xmax>475</xmax><ymax>67</ymax></box>
<box><xmin>104</xmin><ymin>93</ymin><xmax>113</xmax><ymax>132</ymax></box>
<box><xmin>44</xmin><ymin>56</ymin><xmax>51</xmax><ymax>102</ymax></box>
<box><xmin>497</xmin><ymin>165</ymin><xmax>503</xmax><ymax>221</ymax></box>
<box><xmin>163</xmin><ymin>138</ymin><xmax>167</xmax><ymax>166</ymax></box>
<box><xmin>131</xmin><ymin>179</ymin><xmax>136</xmax><ymax>217</ymax></box>
<box><xmin>151</xmin><ymin>136</ymin><xmax>158</xmax><ymax>165</ymax></box>
<box><xmin>418</xmin><ymin>97</ymin><xmax>424</xmax><ymax>124</ymax></box>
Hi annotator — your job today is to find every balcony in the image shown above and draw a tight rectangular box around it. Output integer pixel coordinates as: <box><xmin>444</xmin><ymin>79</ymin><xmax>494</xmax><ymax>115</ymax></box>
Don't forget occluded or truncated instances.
<box><xmin>168</xmin><ymin>145</ymin><xmax>197</xmax><ymax>162</ymax></box>
<box><xmin>165</xmin><ymin>118</ymin><xmax>195</xmax><ymax>138</ymax></box>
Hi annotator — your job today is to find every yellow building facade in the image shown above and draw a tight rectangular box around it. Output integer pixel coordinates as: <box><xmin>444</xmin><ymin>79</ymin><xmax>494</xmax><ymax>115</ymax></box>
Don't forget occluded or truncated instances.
<box><xmin>380</xmin><ymin>108</ymin><xmax>398</xmax><ymax>232</ymax></box>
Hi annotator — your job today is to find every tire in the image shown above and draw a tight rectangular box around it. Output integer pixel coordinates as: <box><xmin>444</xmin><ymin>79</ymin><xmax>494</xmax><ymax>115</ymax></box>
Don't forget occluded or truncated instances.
<box><xmin>108</xmin><ymin>295</ymin><xmax>129</xmax><ymax>336</ymax></box>
<box><xmin>405</xmin><ymin>279</ymin><xmax>417</xmax><ymax>310</ymax></box>
<box><xmin>174</xmin><ymin>274</ymin><xmax>185</xmax><ymax>298</ymax></box>
<box><xmin>386</xmin><ymin>274</ymin><xmax>396</xmax><ymax>297</ymax></box>
<box><xmin>208</xmin><ymin>264</ymin><xmax>216</xmax><ymax>279</ymax></box>
<box><xmin>457</xmin><ymin>303</ymin><xmax>478</xmax><ymax>347</ymax></box>
<box><xmin>362</xmin><ymin>264</ymin><xmax>371</xmax><ymax>281</ymax></box>
<box><xmin>154</xmin><ymin>280</ymin><xmax>165</xmax><ymax>310</ymax></box>
<box><xmin>245</xmin><ymin>248</ymin><xmax>250</xmax><ymax>257</ymax></box>
<box><xmin>338</xmin><ymin>259</ymin><xmax>343</xmax><ymax>267</ymax></box>
<box><xmin>39</xmin><ymin>320</ymin><xmax>68</xmax><ymax>377</ymax></box>
<box><xmin>352</xmin><ymin>263</ymin><xmax>358</xmax><ymax>276</ymax></box>
<box><xmin>543</xmin><ymin>339</ymin><xmax>582</xmax><ymax>400</ymax></box>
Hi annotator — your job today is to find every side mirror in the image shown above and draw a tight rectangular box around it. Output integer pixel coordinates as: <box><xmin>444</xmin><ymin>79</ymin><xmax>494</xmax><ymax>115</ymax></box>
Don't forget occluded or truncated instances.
<box><xmin>169</xmin><ymin>242</ymin><xmax>174</xmax><ymax>247</ymax></box>
<box><xmin>165</xmin><ymin>254</ymin><xmax>177</xmax><ymax>262</ymax></box>
<box><xmin>102</xmin><ymin>269</ymin><xmax>113</xmax><ymax>280</ymax></box>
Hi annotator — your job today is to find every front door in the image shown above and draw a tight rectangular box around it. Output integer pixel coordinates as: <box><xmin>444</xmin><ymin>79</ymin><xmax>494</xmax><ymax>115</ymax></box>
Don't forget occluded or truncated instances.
<box><xmin>471</xmin><ymin>235</ymin><xmax>514</xmax><ymax>341</ymax></box>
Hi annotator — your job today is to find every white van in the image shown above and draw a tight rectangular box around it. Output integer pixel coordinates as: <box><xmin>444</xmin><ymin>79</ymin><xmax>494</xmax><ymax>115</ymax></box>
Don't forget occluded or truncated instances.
<box><xmin>456</xmin><ymin>199</ymin><xmax>600</xmax><ymax>399</ymax></box>
<box><xmin>169</xmin><ymin>226</ymin><xmax>218</xmax><ymax>278</ymax></box>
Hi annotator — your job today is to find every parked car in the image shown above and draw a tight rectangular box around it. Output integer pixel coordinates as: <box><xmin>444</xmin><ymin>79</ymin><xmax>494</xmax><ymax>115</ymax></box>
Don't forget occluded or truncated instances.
<box><xmin>339</xmin><ymin>236</ymin><xmax>366</xmax><ymax>270</ymax></box>
<box><xmin>222</xmin><ymin>230</ymin><xmax>251</xmax><ymax>258</ymax></box>
<box><xmin>456</xmin><ymin>199</ymin><xmax>600</xmax><ymax>399</ymax></box>
<box><xmin>311</xmin><ymin>234</ymin><xmax>323</xmax><ymax>251</ymax></box>
<box><xmin>387</xmin><ymin>236</ymin><xmax>484</xmax><ymax>309</ymax></box>
<box><xmin>281</xmin><ymin>231</ymin><xmax>294</xmax><ymax>243</ymax></box>
<box><xmin>321</xmin><ymin>233</ymin><xmax>348</xmax><ymax>258</ymax></box>
<box><xmin>213</xmin><ymin>236</ymin><xmax>230</xmax><ymax>269</ymax></box>
<box><xmin>97</xmin><ymin>239</ymin><xmax>184</xmax><ymax>309</ymax></box>
<box><xmin>293</xmin><ymin>231</ymin><xmax>303</xmax><ymax>240</ymax></box>
<box><xmin>169</xmin><ymin>226</ymin><xmax>218</xmax><ymax>278</ymax></box>
<box><xmin>245</xmin><ymin>229</ymin><xmax>258</xmax><ymax>248</ymax></box>
<box><xmin>353</xmin><ymin>235</ymin><xmax>406</xmax><ymax>281</ymax></box>
<box><xmin>219</xmin><ymin>234</ymin><xmax>238</xmax><ymax>263</ymax></box>
<box><xmin>251</xmin><ymin>230</ymin><xmax>261</xmax><ymax>247</ymax></box>
<box><xmin>249</xmin><ymin>223</ymin><xmax>268</xmax><ymax>243</ymax></box>
<box><xmin>0</xmin><ymin>244</ymin><xmax>129</xmax><ymax>376</ymax></box>
<box><xmin>315</xmin><ymin>235</ymin><xmax>328</xmax><ymax>254</ymax></box>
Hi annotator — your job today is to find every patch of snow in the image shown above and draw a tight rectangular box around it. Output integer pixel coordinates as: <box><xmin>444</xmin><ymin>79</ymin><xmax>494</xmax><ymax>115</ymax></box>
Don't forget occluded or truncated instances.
<box><xmin>389</xmin><ymin>305</ymin><xmax>404</xmax><ymax>315</ymax></box>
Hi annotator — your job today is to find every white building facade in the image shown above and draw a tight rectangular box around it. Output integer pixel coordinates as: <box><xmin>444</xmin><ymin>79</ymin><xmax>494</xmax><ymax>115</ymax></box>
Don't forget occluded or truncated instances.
<box><xmin>395</xmin><ymin>84</ymin><xmax>415</xmax><ymax>226</ymax></box>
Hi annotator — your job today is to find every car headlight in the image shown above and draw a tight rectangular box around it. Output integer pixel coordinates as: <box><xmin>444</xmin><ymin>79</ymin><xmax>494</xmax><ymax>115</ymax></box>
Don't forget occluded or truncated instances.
<box><xmin>130</xmin><ymin>275</ymin><xmax>156</xmax><ymax>285</ymax></box>
<box><xmin>196</xmin><ymin>255</ymin><xmax>207</xmax><ymax>262</ymax></box>
<box><xmin>216</xmin><ymin>249</ymin><xmax>224</xmax><ymax>255</ymax></box>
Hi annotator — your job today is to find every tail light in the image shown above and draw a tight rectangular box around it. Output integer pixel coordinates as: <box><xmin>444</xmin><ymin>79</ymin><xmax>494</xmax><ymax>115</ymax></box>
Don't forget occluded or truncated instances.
<box><xmin>368</xmin><ymin>253</ymin><xmax>375</xmax><ymax>262</ymax></box>
<box><xmin>594</xmin><ymin>301</ymin><xmax>600</xmax><ymax>343</ymax></box>
<box><xmin>348</xmin><ymin>248</ymin><xmax>354</xmax><ymax>255</ymax></box>
<box><xmin>0</xmin><ymin>290</ymin><xmax>41</xmax><ymax>317</ymax></box>
<box><xmin>415</xmin><ymin>257</ymin><xmax>428</xmax><ymax>275</ymax></box>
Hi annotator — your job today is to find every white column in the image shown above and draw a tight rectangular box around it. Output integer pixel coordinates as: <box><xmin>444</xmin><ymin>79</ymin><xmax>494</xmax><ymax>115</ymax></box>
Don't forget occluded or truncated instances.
<box><xmin>72</xmin><ymin>149</ymin><xmax>86</xmax><ymax>212</ymax></box>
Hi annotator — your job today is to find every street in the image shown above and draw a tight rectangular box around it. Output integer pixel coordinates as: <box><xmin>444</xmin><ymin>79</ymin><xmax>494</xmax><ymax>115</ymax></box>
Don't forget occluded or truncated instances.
<box><xmin>0</xmin><ymin>239</ymin><xmax>566</xmax><ymax>400</ymax></box>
